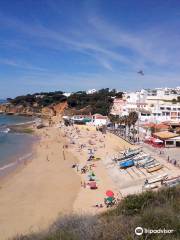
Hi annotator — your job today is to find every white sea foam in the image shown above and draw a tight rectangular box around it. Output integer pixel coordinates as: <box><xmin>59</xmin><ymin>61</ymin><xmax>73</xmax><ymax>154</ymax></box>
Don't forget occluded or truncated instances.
<box><xmin>0</xmin><ymin>161</ymin><xmax>16</xmax><ymax>170</ymax></box>
<box><xmin>0</xmin><ymin>153</ymin><xmax>33</xmax><ymax>172</ymax></box>
<box><xmin>0</xmin><ymin>126</ymin><xmax>10</xmax><ymax>134</ymax></box>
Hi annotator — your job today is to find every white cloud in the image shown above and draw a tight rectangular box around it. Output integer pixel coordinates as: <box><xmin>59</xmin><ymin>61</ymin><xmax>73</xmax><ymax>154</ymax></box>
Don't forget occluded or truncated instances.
<box><xmin>0</xmin><ymin>4</ymin><xmax>180</xmax><ymax>93</ymax></box>
<box><xmin>0</xmin><ymin>58</ymin><xmax>46</xmax><ymax>71</ymax></box>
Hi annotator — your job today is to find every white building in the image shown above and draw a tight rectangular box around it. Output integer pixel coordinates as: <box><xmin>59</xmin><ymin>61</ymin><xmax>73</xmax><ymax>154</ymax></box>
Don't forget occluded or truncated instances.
<box><xmin>146</xmin><ymin>88</ymin><xmax>179</xmax><ymax>107</ymax></box>
<box><xmin>139</xmin><ymin>103</ymin><xmax>180</xmax><ymax>123</ymax></box>
<box><xmin>110</xmin><ymin>98</ymin><xmax>125</xmax><ymax>115</ymax></box>
<box><xmin>86</xmin><ymin>89</ymin><xmax>97</xmax><ymax>94</ymax></box>
<box><xmin>91</xmin><ymin>114</ymin><xmax>108</xmax><ymax>126</ymax></box>
<box><xmin>63</xmin><ymin>92</ymin><xmax>72</xmax><ymax>97</ymax></box>
<box><xmin>111</xmin><ymin>87</ymin><xmax>180</xmax><ymax>123</ymax></box>
<box><xmin>121</xmin><ymin>90</ymin><xmax>148</xmax><ymax>116</ymax></box>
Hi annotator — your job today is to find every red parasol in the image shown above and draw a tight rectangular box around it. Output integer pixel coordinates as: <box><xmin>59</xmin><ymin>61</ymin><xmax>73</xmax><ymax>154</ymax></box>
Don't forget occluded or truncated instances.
<box><xmin>106</xmin><ymin>190</ymin><xmax>114</xmax><ymax>197</ymax></box>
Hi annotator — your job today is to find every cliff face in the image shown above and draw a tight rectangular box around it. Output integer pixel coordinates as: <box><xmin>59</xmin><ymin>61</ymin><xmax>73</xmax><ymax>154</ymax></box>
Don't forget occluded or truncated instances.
<box><xmin>0</xmin><ymin>104</ymin><xmax>37</xmax><ymax>116</ymax></box>
<box><xmin>0</xmin><ymin>101</ymin><xmax>68</xmax><ymax>117</ymax></box>
<box><xmin>53</xmin><ymin>102</ymin><xmax>68</xmax><ymax>116</ymax></box>
<box><xmin>0</xmin><ymin>104</ymin><xmax>7</xmax><ymax>112</ymax></box>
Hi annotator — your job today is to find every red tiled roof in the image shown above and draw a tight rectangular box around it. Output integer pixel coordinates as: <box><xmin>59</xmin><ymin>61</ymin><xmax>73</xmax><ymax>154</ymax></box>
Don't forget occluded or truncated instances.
<box><xmin>155</xmin><ymin>123</ymin><xmax>169</xmax><ymax>129</ymax></box>
<box><xmin>142</xmin><ymin>123</ymin><xmax>169</xmax><ymax>130</ymax></box>
<box><xmin>142</xmin><ymin>123</ymin><xmax>155</xmax><ymax>128</ymax></box>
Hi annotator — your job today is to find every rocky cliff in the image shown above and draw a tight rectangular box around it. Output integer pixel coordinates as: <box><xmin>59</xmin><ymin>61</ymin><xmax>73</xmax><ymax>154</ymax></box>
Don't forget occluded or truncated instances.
<box><xmin>0</xmin><ymin>101</ymin><xmax>68</xmax><ymax>117</ymax></box>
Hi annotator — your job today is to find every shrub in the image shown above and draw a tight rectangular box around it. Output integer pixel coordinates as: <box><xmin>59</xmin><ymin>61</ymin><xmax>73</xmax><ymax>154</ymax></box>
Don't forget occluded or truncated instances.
<box><xmin>12</xmin><ymin>186</ymin><xmax>180</xmax><ymax>240</ymax></box>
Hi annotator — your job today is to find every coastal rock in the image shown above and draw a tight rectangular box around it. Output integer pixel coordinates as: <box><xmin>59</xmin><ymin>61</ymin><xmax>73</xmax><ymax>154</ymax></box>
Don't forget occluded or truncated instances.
<box><xmin>0</xmin><ymin>101</ymin><xmax>68</xmax><ymax>117</ymax></box>
<box><xmin>41</xmin><ymin>106</ymin><xmax>55</xmax><ymax>117</ymax></box>
<box><xmin>53</xmin><ymin>102</ymin><xmax>68</xmax><ymax>116</ymax></box>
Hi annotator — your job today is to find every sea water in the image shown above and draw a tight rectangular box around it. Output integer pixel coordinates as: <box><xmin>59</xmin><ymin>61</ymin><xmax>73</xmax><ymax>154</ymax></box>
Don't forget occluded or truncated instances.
<box><xmin>0</xmin><ymin>115</ymin><xmax>36</xmax><ymax>177</ymax></box>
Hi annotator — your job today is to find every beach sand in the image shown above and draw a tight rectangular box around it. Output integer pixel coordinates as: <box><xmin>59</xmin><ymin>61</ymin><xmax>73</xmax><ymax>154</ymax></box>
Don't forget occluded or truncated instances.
<box><xmin>0</xmin><ymin>123</ymin><xmax>132</xmax><ymax>239</ymax></box>
<box><xmin>0</xmin><ymin>127</ymin><xmax>80</xmax><ymax>240</ymax></box>
<box><xmin>61</xmin><ymin>125</ymin><xmax>132</xmax><ymax>214</ymax></box>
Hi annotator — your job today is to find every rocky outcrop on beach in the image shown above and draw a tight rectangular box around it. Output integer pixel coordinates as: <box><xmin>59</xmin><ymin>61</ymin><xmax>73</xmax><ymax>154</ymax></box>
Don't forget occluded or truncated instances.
<box><xmin>39</xmin><ymin>102</ymin><xmax>68</xmax><ymax>117</ymax></box>
<box><xmin>53</xmin><ymin>101</ymin><xmax>68</xmax><ymax>115</ymax></box>
<box><xmin>0</xmin><ymin>101</ymin><xmax>68</xmax><ymax>117</ymax></box>
<box><xmin>0</xmin><ymin>104</ymin><xmax>7</xmax><ymax>113</ymax></box>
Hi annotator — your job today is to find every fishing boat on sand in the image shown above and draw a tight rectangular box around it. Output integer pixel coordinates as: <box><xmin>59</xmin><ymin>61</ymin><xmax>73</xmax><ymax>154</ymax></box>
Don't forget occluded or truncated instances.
<box><xmin>163</xmin><ymin>176</ymin><xmax>180</xmax><ymax>187</ymax></box>
<box><xmin>118</xmin><ymin>148</ymin><xmax>142</xmax><ymax>161</ymax></box>
<box><xmin>119</xmin><ymin>159</ymin><xmax>134</xmax><ymax>169</ymax></box>
<box><xmin>145</xmin><ymin>173</ymin><xmax>168</xmax><ymax>184</ymax></box>
<box><xmin>146</xmin><ymin>163</ymin><xmax>163</xmax><ymax>173</ymax></box>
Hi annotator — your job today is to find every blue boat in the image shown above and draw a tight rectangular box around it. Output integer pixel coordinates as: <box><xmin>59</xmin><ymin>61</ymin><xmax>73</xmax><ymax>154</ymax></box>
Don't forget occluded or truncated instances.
<box><xmin>119</xmin><ymin>159</ymin><xmax>134</xmax><ymax>169</ymax></box>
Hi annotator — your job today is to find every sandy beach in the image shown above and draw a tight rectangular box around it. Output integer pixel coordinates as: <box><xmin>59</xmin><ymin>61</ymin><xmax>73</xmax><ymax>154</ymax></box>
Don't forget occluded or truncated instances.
<box><xmin>0</xmin><ymin>126</ymin><xmax>80</xmax><ymax>239</ymax></box>
<box><xmin>0</xmin><ymin>120</ymin><xmax>178</xmax><ymax>240</ymax></box>
<box><xmin>0</xmin><ymin>122</ymin><xmax>132</xmax><ymax>239</ymax></box>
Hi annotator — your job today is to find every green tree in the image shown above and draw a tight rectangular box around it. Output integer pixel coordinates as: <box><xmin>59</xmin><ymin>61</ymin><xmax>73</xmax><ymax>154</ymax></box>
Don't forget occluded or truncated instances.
<box><xmin>172</xmin><ymin>98</ymin><xmax>177</xmax><ymax>104</ymax></box>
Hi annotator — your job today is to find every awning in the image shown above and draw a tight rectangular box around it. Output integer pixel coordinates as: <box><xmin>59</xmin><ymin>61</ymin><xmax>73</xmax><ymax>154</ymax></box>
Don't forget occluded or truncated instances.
<box><xmin>153</xmin><ymin>138</ymin><xmax>163</xmax><ymax>143</ymax></box>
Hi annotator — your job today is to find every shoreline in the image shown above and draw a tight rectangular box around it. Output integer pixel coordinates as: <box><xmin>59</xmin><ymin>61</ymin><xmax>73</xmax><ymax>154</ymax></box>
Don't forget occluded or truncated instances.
<box><xmin>0</xmin><ymin>121</ymin><xmax>38</xmax><ymax>181</ymax></box>
<box><xmin>0</xmin><ymin>124</ymin><xmax>81</xmax><ymax>240</ymax></box>
<box><xmin>0</xmin><ymin>121</ymin><xmax>133</xmax><ymax>239</ymax></box>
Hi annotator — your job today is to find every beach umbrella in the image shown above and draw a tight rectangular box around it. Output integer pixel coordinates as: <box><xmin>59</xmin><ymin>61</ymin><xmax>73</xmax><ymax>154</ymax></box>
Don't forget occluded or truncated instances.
<box><xmin>154</xmin><ymin>138</ymin><xmax>163</xmax><ymax>143</ymax></box>
<box><xmin>106</xmin><ymin>190</ymin><xmax>114</xmax><ymax>197</ymax></box>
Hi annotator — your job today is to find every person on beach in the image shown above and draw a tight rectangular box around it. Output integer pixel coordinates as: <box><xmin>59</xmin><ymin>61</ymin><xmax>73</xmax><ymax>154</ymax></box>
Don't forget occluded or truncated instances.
<box><xmin>76</xmin><ymin>164</ymin><xmax>79</xmax><ymax>172</ymax></box>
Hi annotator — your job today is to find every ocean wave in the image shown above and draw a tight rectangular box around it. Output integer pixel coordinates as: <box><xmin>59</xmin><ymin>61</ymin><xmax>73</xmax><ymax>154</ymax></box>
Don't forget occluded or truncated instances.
<box><xmin>10</xmin><ymin>120</ymin><xmax>36</xmax><ymax>126</ymax></box>
<box><xmin>0</xmin><ymin>126</ymin><xmax>10</xmax><ymax>134</ymax></box>
<box><xmin>0</xmin><ymin>152</ymin><xmax>33</xmax><ymax>172</ymax></box>
<box><xmin>0</xmin><ymin>161</ymin><xmax>16</xmax><ymax>171</ymax></box>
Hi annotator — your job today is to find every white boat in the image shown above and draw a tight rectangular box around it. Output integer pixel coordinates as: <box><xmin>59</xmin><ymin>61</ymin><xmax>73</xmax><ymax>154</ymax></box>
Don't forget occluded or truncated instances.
<box><xmin>118</xmin><ymin>151</ymin><xmax>145</xmax><ymax>162</ymax></box>
<box><xmin>134</xmin><ymin>156</ymin><xmax>150</xmax><ymax>165</ymax></box>
<box><xmin>162</xmin><ymin>176</ymin><xmax>180</xmax><ymax>186</ymax></box>
<box><xmin>145</xmin><ymin>173</ymin><xmax>168</xmax><ymax>184</ymax></box>
<box><xmin>120</xmin><ymin>147</ymin><xmax>142</xmax><ymax>155</ymax></box>
<box><xmin>145</xmin><ymin>162</ymin><xmax>161</xmax><ymax>169</ymax></box>
<box><xmin>137</xmin><ymin>158</ymin><xmax>156</xmax><ymax>168</ymax></box>
<box><xmin>142</xmin><ymin>183</ymin><xmax>158</xmax><ymax>190</ymax></box>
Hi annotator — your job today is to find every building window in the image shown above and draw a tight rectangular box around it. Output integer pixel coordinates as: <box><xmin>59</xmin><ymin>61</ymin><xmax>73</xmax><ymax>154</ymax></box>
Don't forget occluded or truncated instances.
<box><xmin>166</xmin><ymin>141</ymin><xmax>174</xmax><ymax>145</ymax></box>
<box><xmin>166</xmin><ymin>107</ymin><xmax>171</xmax><ymax>110</ymax></box>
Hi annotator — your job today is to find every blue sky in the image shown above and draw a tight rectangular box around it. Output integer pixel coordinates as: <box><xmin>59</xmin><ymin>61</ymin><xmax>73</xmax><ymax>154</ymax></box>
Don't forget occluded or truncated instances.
<box><xmin>0</xmin><ymin>0</ymin><xmax>180</xmax><ymax>98</ymax></box>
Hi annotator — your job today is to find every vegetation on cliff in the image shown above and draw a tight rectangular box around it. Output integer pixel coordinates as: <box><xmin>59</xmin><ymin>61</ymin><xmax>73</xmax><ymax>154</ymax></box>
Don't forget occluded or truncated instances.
<box><xmin>67</xmin><ymin>88</ymin><xmax>123</xmax><ymax>115</ymax></box>
<box><xmin>7</xmin><ymin>91</ymin><xmax>67</xmax><ymax>108</ymax></box>
<box><xmin>6</xmin><ymin>89</ymin><xmax>123</xmax><ymax>116</ymax></box>
<box><xmin>13</xmin><ymin>186</ymin><xmax>180</xmax><ymax>240</ymax></box>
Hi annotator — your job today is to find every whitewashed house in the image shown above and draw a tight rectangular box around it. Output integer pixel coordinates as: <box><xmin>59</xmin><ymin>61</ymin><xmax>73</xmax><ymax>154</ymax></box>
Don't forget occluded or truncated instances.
<box><xmin>86</xmin><ymin>89</ymin><xmax>97</xmax><ymax>94</ymax></box>
<box><xmin>90</xmin><ymin>114</ymin><xmax>108</xmax><ymax>126</ymax></box>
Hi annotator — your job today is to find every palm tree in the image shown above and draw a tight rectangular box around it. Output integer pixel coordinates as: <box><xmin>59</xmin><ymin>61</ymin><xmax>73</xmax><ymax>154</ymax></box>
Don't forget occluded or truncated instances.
<box><xmin>128</xmin><ymin>111</ymin><xmax>138</xmax><ymax>141</ymax></box>
<box><xmin>109</xmin><ymin>114</ymin><xmax>120</xmax><ymax>129</ymax></box>
<box><xmin>121</xmin><ymin>115</ymin><xmax>129</xmax><ymax>138</ymax></box>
